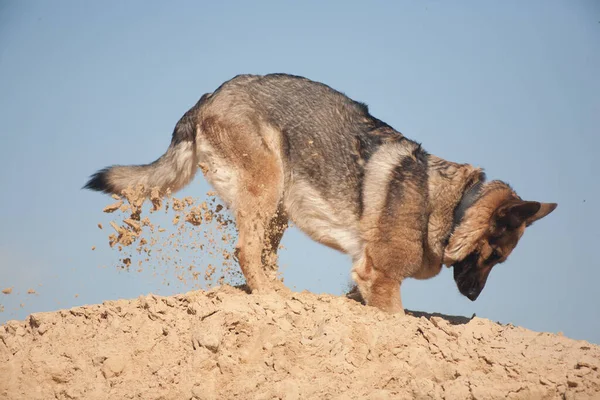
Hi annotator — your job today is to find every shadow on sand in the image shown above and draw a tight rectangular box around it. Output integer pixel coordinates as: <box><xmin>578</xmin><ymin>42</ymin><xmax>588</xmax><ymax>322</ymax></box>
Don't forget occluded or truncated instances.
<box><xmin>345</xmin><ymin>284</ymin><xmax>475</xmax><ymax>326</ymax></box>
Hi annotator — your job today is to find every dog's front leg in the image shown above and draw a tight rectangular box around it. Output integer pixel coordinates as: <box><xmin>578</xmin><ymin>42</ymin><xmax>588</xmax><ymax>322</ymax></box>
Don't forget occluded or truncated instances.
<box><xmin>352</xmin><ymin>232</ymin><xmax>425</xmax><ymax>314</ymax></box>
<box><xmin>367</xmin><ymin>271</ymin><xmax>404</xmax><ymax>314</ymax></box>
<box><xmin>351</xmin><ymin>247</ymin><xmax>408</xmax><ymax>314</ymax></box>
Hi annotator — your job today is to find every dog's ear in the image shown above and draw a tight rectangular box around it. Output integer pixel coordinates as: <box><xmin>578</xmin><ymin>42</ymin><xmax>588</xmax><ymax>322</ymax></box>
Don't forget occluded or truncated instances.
<box><xmin>524</xmin><ymin>202</ymin><xmax>557</xmax><ymax>226</ymax></box>
<box><xmin>493</xmin><ymin>201</ymin><xmax>538</xmax><ymax>231</ymax></box>
<box><xmin>494</xmin><ymin>200</ymin><xmax>557</xmax><ymax>231</ymax></box>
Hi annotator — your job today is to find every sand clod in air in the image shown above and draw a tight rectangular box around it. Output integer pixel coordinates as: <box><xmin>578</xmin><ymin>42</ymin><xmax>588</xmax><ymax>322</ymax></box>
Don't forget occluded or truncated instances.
<box><xmin>98</xmin><ymin>184</ymin><xmax>245</xmax><ymax>287</ymax></box>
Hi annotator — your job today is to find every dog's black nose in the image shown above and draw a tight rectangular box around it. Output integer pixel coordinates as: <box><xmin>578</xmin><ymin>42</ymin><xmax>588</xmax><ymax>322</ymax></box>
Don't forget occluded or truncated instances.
<box><xmin>466</xmin><ymin>289</ymin><xmax>480</xmax><ymax>301</ymax></box>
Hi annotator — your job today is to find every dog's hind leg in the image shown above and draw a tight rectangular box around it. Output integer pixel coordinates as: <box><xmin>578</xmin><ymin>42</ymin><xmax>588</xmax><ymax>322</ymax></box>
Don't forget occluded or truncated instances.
<box><xmin>198</xmin><ymin>113</ymin><xmax>286</xmax><ymax>293</ymax></box>
<box><xmin>234</xmin><ymin>161</ymin><xmax>286</xmax><ymax>293</ymax></box>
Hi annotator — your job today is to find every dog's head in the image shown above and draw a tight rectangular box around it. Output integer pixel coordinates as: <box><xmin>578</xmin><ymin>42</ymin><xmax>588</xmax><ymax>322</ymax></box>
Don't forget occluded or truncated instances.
<box><xmin>444</xmin><ymin>181</ymin><xmax>557</xmax><ymax>301</ymax></box>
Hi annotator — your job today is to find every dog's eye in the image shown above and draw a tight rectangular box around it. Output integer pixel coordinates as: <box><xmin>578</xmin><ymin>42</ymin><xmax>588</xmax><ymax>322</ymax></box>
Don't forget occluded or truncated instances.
<box><xmin>487</xmin><ymin>249</ymin><xmax>502</xmax><ymax>263</ymax></box>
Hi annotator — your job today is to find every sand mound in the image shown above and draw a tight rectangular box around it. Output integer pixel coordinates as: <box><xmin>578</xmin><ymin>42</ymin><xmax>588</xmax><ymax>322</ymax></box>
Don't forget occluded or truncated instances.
<box><xmin>1</xmin><ymin>286</ymin><xmax>599</xmax><ymax>400</ymax></box>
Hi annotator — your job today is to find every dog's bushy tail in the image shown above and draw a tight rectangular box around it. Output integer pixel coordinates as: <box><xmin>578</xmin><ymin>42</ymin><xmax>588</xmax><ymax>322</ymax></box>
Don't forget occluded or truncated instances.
<box><xmin>83</xmin><ymin>97</ymin><xmax>207</xmax><ymax>197</ymax></box>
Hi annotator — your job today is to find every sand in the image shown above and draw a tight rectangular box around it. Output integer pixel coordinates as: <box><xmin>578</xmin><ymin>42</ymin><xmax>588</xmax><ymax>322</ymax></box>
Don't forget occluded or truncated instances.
<box><xmin>97</xmin><ymin>185</ymin><xmax>244</xmax><ymax>289</ymax></box>
<box><xmin>1</xmin><ymin>285</ymin><xmax>599</xmax><ymax>400</ymax></box>
<box><xmin>2</xmin><ymin>186</ymin><xmax>598</xmax><ymax>399</ymax></box>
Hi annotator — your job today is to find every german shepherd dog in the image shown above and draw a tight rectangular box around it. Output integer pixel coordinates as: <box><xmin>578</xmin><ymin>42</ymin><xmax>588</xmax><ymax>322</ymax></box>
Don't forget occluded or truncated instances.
<box><xmin>84</xmin><ymin>73</ymin><xmax>557</xmax><ymax>313</ymax></box>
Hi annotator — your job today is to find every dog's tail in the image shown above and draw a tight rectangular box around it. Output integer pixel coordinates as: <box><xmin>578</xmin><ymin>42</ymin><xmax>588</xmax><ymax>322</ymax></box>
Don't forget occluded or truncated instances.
<box><xmin>83</xmin><ymin>95</ymin><xmax>209</xmax><ymax>197</ymax></box>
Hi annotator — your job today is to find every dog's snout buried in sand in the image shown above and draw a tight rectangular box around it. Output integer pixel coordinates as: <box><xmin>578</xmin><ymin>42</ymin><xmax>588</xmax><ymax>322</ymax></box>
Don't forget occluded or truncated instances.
<box><xmin>84</xmin><ymin>73</ymin><xmax>557</xmax><ymax>314</ymax></box>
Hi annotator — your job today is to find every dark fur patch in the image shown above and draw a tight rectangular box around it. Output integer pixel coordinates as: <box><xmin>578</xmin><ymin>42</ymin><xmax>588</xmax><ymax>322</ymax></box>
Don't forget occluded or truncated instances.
<box><xmin>383</xmin><ymin>150</ymin><xmax>429</xmax><ymax>220</ymax></box>
<box><xmin>83</xmin><ymin>167</ymin><xmax>113</xmax><ymax>193</ymax></box>
<box><xmin>451</xmin><ymin>172</ymin><xmax>487</xmax><ymax>229</ymax></box>
<box><xmin>411</xmin><ymin>142</ymin><xmax>429</xmax><ymax>164</ymax></box>
<box><xmin>384</xmin><ymin>164</ymin><xmax>407</xmax><ymax>219</ymax></box>
<box><xmin>170</xmin><ymin>95</ymin><xmax>207</xmax><ymax>145</ymax></box>
<box><xmin>356</xmin><ymin>101</ymin><xmax>369</xmax><ymax>114</ymax></box>
<box><xmin>281</xmin><ymin>129</ymin><xmax>292</xmax><ymax>160</ymax></box>
<box><xmin>356</xmin><ymin>166</ymin><xmax>366</xmax><ymax>217</ymax></box>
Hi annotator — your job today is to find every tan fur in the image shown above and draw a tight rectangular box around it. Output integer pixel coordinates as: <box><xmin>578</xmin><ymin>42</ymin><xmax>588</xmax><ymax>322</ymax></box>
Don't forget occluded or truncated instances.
<box><xmin>445</xmin><ymin>182</ymin><xmax>517</xmax><ymax>264</ymax></box>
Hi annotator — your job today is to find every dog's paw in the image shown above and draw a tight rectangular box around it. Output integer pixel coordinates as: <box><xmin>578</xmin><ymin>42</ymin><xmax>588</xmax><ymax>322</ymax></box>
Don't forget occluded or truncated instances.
<box><xmin>249</xmin><ymin>280</ymin><xmax>288</xmax><ymax>296</ymax></box>
<box><xmin>389</xmin><ymin>306</ymin><xmax>406</xmax><ymax>316</ymax></box>
<box><xmin>270</xmin><ymin>279</ymin><xmax>291</xmax><ymax>295</ymax></box>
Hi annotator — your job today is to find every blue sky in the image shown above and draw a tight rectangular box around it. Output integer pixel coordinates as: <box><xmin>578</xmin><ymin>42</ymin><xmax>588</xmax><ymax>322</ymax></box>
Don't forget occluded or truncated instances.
<box><xmin>1</xmin><ymin>1</ymin><xmax>599</xmax><ymax>343</ymax></box>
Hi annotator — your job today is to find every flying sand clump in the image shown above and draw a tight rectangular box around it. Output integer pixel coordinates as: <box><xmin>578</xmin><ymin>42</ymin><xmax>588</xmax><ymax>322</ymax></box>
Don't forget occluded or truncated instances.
<box><xmin>98</xmin><ymin>184</ymin><xmax>255</xmax><ymax>289</ymax></box>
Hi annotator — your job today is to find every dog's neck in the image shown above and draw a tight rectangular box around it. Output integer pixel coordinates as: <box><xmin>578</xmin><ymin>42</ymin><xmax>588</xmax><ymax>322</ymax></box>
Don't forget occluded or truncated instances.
<box><xmin>451</xmin><ymin>179</ymin><xmax>485</xmax><ymax>231</ymax></box>
<box><xmin>418</xmin><ymin>160</ymin><xmax>487</xmax><ymax>274</ymax></box>
<box><xmin>432</xmin><ymin>176</ymin><xmax>486</xmax><ymax>269</ymax></box>
<box><xmin>437</xmin><ymin>173</ymin><xmax>486</xmax><ymax>253</ymax></box>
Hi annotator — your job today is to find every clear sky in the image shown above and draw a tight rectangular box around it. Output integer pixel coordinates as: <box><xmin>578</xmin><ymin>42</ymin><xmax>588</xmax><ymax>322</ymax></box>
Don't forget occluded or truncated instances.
<box><xmin>1</xmin><ymin>1</ymin><xmax>599</xmax><ymax>343</ymax></box>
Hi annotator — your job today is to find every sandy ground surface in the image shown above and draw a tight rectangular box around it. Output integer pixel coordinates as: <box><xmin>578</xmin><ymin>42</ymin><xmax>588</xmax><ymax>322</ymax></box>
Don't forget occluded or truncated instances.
<box><xmin>3</xmin><ymin>188</ymin><xmax>598</xmax><ymax>399</ymax></box>
<box><xmin>1</xmin><ymin>285</ymin><xmax>599</xmax><ymax>400</ymax></box>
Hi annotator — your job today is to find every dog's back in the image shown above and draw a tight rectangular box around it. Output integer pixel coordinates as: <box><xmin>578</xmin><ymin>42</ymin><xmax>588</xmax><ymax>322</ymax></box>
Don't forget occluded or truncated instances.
<box><xmin>204</xmin><ymin>75</ymin><xmax>388</xmax><ymax>202</ymax></box>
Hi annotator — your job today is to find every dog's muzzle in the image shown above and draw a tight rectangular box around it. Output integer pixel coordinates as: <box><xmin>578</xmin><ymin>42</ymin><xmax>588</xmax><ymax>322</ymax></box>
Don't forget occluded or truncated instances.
<box><xmin>453</xmin><ymin>253</ymin><xmax>484</xmax><ymax>301</ymax></box>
